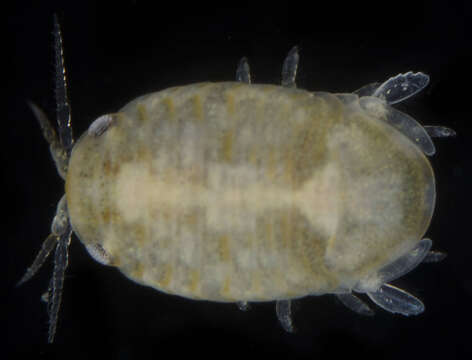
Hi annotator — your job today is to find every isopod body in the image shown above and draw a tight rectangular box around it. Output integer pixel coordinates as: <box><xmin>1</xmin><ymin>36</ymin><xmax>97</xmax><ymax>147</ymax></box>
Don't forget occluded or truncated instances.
<box><xmin>21</xmin><ymin>23</ymin><xmax>452</xmax><ymax>341</ymax></box>
<box><xmin>66</xmin><ymin>82</ymin><xmax>435</xmax><ymax>302</ymax></box>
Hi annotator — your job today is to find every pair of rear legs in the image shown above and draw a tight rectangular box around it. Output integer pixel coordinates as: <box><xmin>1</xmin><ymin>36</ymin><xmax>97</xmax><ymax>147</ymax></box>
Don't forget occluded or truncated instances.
<box><xmin>234</xmin><ymin>46</ymin><xmax>453</xmax><ymax>332</ymax></box>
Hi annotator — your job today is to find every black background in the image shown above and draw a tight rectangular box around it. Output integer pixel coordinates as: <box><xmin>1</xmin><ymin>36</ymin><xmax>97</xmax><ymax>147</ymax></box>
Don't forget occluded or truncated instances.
<box><xmin>7</xmin><ymin>1</ymin><xmax>471</xmax><ymax>359</ymax></box>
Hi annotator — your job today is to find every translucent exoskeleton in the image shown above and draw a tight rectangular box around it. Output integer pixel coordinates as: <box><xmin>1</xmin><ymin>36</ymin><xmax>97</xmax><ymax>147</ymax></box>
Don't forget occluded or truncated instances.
<box><xmin>19</xmin><ymin>18</ymin><xmax>455</xmax><ymax>342</ymax></box>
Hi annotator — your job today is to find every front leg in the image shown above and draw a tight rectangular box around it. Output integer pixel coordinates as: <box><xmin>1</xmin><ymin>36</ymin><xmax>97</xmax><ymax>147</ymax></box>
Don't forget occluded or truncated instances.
<box><xmin>276</xmin><ymin>299</ymin><xmax>295</xmax><ymax>333</ymax></box>
<box><xmin>281</xmin><ymin>46</ymin><xmax>299</xmax><ymax>88</ymax></box>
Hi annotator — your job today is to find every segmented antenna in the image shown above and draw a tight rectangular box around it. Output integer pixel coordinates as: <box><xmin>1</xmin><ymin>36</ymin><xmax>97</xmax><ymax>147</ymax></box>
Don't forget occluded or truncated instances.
<box><xmin>53</xmin><ymin>14</ymin><xmax>74</xmax><ymax>154</ymax></box>
<box><xmin>47</xmin><ymin>222</ymin><xmax>72</xmax><ymax>343</ymax></box>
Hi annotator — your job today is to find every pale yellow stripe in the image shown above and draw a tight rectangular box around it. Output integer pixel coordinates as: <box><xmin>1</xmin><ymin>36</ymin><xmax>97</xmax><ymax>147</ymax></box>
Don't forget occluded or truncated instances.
<box><xmin>136</xmin><ymin>103</ymin><xmax>148</xmax><ymax>122</ymax></box>
<box><xmin>248</xmin><ymin>147</ymin><xmax>257</xmax><ymax>165</ymax></box>
<box><xmin>265</xmin><ymin>218</ymin><xmax>274</xmax><ymax>251</ymax></box>
<box><xmin>218</xmin><ymin>234</ymin><xmax>231</xmax><ymax>263</ymax></box>
<box><xmin>250</xmin><ymin>271</ymin><xmax>262</xmax><ymax>297</ymax></box>
<box><xmin>217</xmin><ymin>233</ymin><xmax>233</xmax><ymax>298</ymax></box>
<box><xmin>189</xmin><ymin>269</ymin><xmax>201</xmax><ymax>295</ymax></box>
<box><xmin>161</xmin><ymin>264</ymin><xmax>173</xmax><ymax>287</ymax></box>
<box><xmin>192</xmin><ymin>95</ymin><xmax>203</xmax><ymax>121</ymax></box>
<box><xmin>163</xmin><ymin>97</ymin><xmax>175</xmax><ymax>119</ymax></box>
<box><xmin>131</xmin><ymin>262</ymin><xmax>144</xmax><ymax>280</ymax></box>
<box><xmin>225</xmin><ymin>93</ymin><xmax>235</xmax><ymax>116</ymax></box>
<box><xmin>221</xmin><ymin>131</ymin><xmax>233</xmax><ymax>162</ymax></box>
<box><xmin>267</xmin><ymin>148</ymin><xmax>277</xmax><ymax>180</ymax></box>
<box><xmin>220</xmin><ymin>276</ymin><xmax>232</xmax><ymax>298</ymax></box>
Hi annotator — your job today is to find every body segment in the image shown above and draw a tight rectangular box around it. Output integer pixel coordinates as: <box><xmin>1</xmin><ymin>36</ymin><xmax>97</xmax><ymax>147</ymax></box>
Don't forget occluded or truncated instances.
<box><xmin>66</xmin><ymin>82</ymin><xmax>434</xmax><ymax>302</ymax></box>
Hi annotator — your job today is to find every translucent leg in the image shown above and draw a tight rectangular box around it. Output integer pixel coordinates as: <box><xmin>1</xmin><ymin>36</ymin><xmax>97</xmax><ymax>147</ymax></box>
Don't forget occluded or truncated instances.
<box><xmin>236</xmin><ymin>301</ymin><xmax>250</xmax><ymax>311</ymax></box>
<box><xmin>353</xmin><ymin>82</ymin><xmax>381</xmax><ymax>97</ymax></box>
<box><xmin>366</xmin><ymin>283</ymin><xmax>424</xmax><ymax>316</ymax></box>
<box><xmin>336</xmin><ymin>293</ymin><xmax>374</xmax><ymax>316</ymax></box>
<box><xmin>276</xmin><ymin>299</ymin><xmax>295</xmax><ymax>333</ymax></box>
<box><xmin>423</xmin><ymin>250</ymin><xmax>447</xmax><ymax>263</ymax></box>
<box><xmin>354</xmin><ymin>72</ymin><xmax>430</xmax><ymax>105</ymax></box>
<box><xmin>236</xmin><ymin>57</ymin><xmax>251</xmax><ymax>84</ymax></box>
<box><xmin>372</xmin><ymin>72</ymin><xmax>430</xmax><ymax>105</ymax></box>
<box><xmin>376</xmin><ymin>238</ymin><xmax>432</xmax><ymax>284</ymax></box>
<box><xmin>424</xmin><ymin>126</ymin><xmax>456</xmax><ymax>138</ymax></box>
<box><xmin>360</xmin><ymin>97</ymin><xmax>436</xmax><ymax>156</ymax></box>
<box><xmin>281</xmin><ymin>46</ymin><xmax>299</xmax><ymax>88</ymax></box>
<box><xmin>385</xmin><ymin>107</ymin><xmax>436</xmax><ymax>155</ymax></box>
<box><xmin>356</xmin><ymin>239</ymin><xmax>432</xmax><ymax>293</ymax></box>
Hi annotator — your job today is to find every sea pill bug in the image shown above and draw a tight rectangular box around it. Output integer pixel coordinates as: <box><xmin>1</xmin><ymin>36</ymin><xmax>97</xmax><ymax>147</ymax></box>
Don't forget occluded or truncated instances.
<box><xmin>18</xmin><ymin>17</ymin><xmax>456</xmax><ymax>342</ymax></box>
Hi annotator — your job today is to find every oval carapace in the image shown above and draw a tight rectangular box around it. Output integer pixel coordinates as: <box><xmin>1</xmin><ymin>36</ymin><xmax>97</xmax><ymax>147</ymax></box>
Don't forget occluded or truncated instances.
<box><xmin>67</xmin><ymin>82</ymin><xmax>434</xmax><ymax>303</ymax></box>
<box><xmin>20</xmin><ymin>19</ymin><xmax>455</xmax><ymax>342</ymax></box>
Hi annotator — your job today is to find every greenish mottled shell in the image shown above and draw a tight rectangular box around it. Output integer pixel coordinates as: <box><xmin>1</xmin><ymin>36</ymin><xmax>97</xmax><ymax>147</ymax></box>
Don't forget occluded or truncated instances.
<box><xmin>65</xmin><ymin>82</ymin><xmax>435</xmax><ymax>302</ymax></box>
